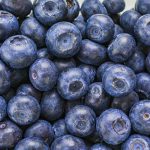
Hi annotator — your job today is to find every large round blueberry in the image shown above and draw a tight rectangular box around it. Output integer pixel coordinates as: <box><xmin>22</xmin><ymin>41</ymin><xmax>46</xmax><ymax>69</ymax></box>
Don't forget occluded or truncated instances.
<box><xmin>29</xmin><ymin>58</ymin><xmax>58</xmax><ymax>91</ymax></box>
<box><xmin>113</xmin><ymin>24</ymin><xmax>124</xmax><ymax>38</ymax></box>
<box><xmin>7</xmin><ymin>95</ymin><xmax>40</xmax><ymax>126</ymax></box>
<box><xmin>57</xmin><ymin>68</ymin><xmax>89</xmax><ymax>100</ymax></box>
<box><xmin>129</xmin><ymin>100</ymin><xmax>150</xmax><ymax>135</ymax></box>
<box><xmin>91</xmin><ymin>143</ymin><xmax>112</xmax><ymax>150</ymax></box>
<box><xmin>97</xmin><ymin>109</ymin><xmax>131</xmax><ymax>145</ymax></box>
<box><xmin>46</xmin><ymin>22</ymin><xmax>82</xmax><ymax>58</ymax></box>
<box><xmin>86</xmin><ymin>14</ymin><xmax>114</xmax><ymax>44</ymax></box>
<box><xmin>0</xmin><ymin>120</ymin><xmax>22</xmax><ymax>148</ymax></box>
<box><xmin>102</xmin><ymin>64</ymin><xmax>136</xmax><ymax>97</ymax></box>
<box><xmin>0</xmin><ymin>35</ymin><xmax>37</xmax><ymax>69</ymax></box>
<box><xmin>0</xmin><ymin>97</ymin><xmax>7</xmax><ymax>121</ymax></box>
<box><xmin>77</xmin><ymin>39</ymin><xmax>107</xmax><ymax>66</ymax></box>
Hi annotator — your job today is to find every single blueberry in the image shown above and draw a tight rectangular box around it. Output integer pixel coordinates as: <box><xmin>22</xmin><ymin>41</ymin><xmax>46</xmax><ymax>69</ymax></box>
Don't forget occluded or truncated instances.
<box><xmin>113</xmin><ymin>24</ymin><xmax>124</xmax><ymax>38</ymax></box>
<box><xmin>37</xmin><ymin>48</ymin><xmax>54</xmax><ymax>60</ymax></box>
<box><xmin>0</xmin><ymin>97</ymin><xmax>7</xmax><ymax>121</ymax></box>
<box><xmin>91</xmin><ymin>143</ymin><xmax>112</xmax><ymax>150</ymax></box>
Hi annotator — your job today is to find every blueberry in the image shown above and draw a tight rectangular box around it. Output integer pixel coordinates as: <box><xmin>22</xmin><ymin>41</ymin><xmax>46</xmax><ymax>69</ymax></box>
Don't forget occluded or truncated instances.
<box><xmin>37</xmin><ymin>48</ymin><xmax>54</xmax><ymax>60</ymax></box>
<box><xmin>86</xmin><ymin>14</ymin><xmax>115</xmax><ymax>44</ymax></box>
<box><xmin>7</xmin><ymin>95</ymin><xmax>40</xmax><ymax>126</ymax></box>
<box><xmin>102</xmin><ymin>64</ymin><xmax>136</xmax><ymax>97</ymax></box>
<box><xmin>81</xmin><ymin>0</ymin><xmax>108</xmax><ymax>20</ymax></box>
<box><xmin>51</xmin><ymin>134</ymin><xmax>87</xmax><ymax>150</ymax></box>
<box><xmin>108</xmin><ymin>33</ymin><xmax>136</xmax><ymax>63</ymax></box>
<box><xmin>0</xmin><ymin>120</ymin><xmax>22</xmax><ymax>148</ymax></box>
<box><xmin>2</xmin><ymin>88</ymin><xmax>15</xmax><ymax>101</ymax></box>
<box><xmin>146</xmin><ymin>52</ymin><xmax>150</xmax><ymax>73</ymax></box>
<box><xmin>29</xmin><ymin>58</ymin><xmax>58</xmax><ymax>91</ymax></box>
<box><xmin>65</xmin><ymin>105</ymin><xmax>96</xmax><ymax>137</ymax></box>
<box><xmin>0</xmin><ymin>97</ymin><xmax>6</xmax><ymax>121</ymax></box>
<box><xmin>97</xmin><ymin>109</ymin><xmax>131</xmax><ymax>145</ymax></box>
<box><xmin>129</xmin><ymin>100</ymin><xmax>150</xmax><ymax>135</ymax></box>
<box><xmin>24</xmin><ymin>120</ymin><xmax>54</xmax><ymax>145</ymax></box>
<box><xmin>103</xmin><ymin>0</ymin><xmax>125</xmax><ymax>14</ymax></box>
<box><xmin>91</xmin><ymin>143</ymin><xmax>112</xmax><ymax>150</ymax></box>
<box><xmin>34</xmin><ymin>0</ymin><xmax>67</xmax><ymax>26</ymax></box>
<box><xmin>46</xmin><ymin>22</ymin><xmax>82</xmax><ymax>58</ymax></box>
<box><xmin>113</xmin><ymin>24</ymin><xmax>124</xmax><ymax>38</ymax></box>
<box><xmin>85</xmin><ymin>82</ymin><xmax>110</xmax><ymax>116</ymax></box>
<box><xmin>14</xmin><ymin>137</ymin><xmax>49</xmax><ymax>150</ymax></box>
<box><xmin>0</xmin><ymin>35</ymin><xmax>37</xmax><ymax>69</ymax></box>
<box><xmin>41</xmin><ymin>90</ymin><xmax>64</xmax><ymax>121</ymax></box>
<box><xmin>0</xmin><ymin>10</ymin><xmax>19</xmax><ymax>42</ymax></box>
<box><xmin>57</xmin><ymin>68</ymin><xmax>89</xmax><ymax>100</ymax></box>
<box><xmin>20</xmin><ymin>17</ymin><xmax>47</xmax><ymax>48</ymax></box>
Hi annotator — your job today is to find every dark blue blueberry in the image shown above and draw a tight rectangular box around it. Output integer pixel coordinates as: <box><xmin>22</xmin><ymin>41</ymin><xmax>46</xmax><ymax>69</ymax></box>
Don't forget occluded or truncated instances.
<box><xmin>0</xmin><ymin>120</ymin><xmax>22</xmax><ymax>148</ymax></box>
<box><xmin>103</xmin><ymin>0</ymin><xmax>125</xmax><ymax>14</ymax></box>
<box><xmin>97</xmin><ymin>109</ymin><xmax>131</xmax><ymax>145</ymax></box>
<box><xmin>85</xmin><ymin>82</ymin><xmax>110</xmax><ymax>116</ymax></box>
<box><xmin>15</xmin><ymin>137</ymin><xmax>49</xmax><ymax>150</ymax></box>
<box><xmin>37</xmin><ymin>48</ymin><xmax>54</xmax><ymax>60</ymax></box>
<box><xmin>91</xmin><ymin>144</ymin><xmax>112</xmax><ymax>150</ymax></box>
<box><xmin>129</xmin><ymin>100</ymin><xmax>150</xmax><ymax>135</ymax></box>
<box><xmin>20</xmin><ymin>17</ymin><xmax>47</xmax><ymax>48</ymax></box>
<box><xmin>113</xmin><ymin>24</ymin><xmax>124</xmax><ymax>38</ymax></box>
<box><xmin>65</xmin><ymin>105</ymin><xmax>96</xmax><ymax>137</ymax></box>
<box><xmin>0</xmin><ymin>35</ymin><xmax>37</xmax><ymax>69</ymax></box>
<box><xmin>0</xmin><ymin>10</ymin><xmax>19</xmax><ymax>42</ymax></box>
<box><xmin>2</xmin><ymin>88</ymin><xmax>15</xmax><ymax>101</ymax></box>
<box><xmin>102</xmin><ymin>64</ymin><xmax>136</xmax><ymax>97</ymax></box>
<box><xmin>146</xmin><ymin>52</ymin><xmax>150</xmax><ymax>73</ymax></box>
<box><xmin>51</xmin><ymin>134</ymin><xmax>87</xmax><ymax>150</ymax></box>
<box><xmin>29</xmin><ymin>58</ymin><xmax>58</xmax><ymax>91</ymax></box>
<box><xmin>0</xmin><ymin>97</ymin><xmax>6</xmax><ymax>121</ymax></box>
<box><xmin>108</xmin><ymin>33</ymin><xmax>136</xmax><ymax>63</ymax></box>
<box><xmin>34</xmin><ymin>0</ymin><xmax>67</xmax><ymax>26</ymax></box>
<box><xmin>77</xmin><ymin>39</ymin><xmax>107</xmax><ymax>66</ymax></box>
<box><xmin>57</xmin><ymin>68</ymin><xmax>89</xmax><ymax>100</ymax></box>
<box><xmin>86</xmin><ymin>14</ymin><xmax>115</xmax><ymax>44</ymax></box>
<box><xmin>41</xmin><ymin>90</ymin><xmax>64</xmax><ymax>121</ymax></box>
<box><xmin>111</xmin><ymin>91</ymin><xmax>139</xmax><ymax>114</ymax></box>
<box><xmin>24</xmin><ymin>120</ymin><xmax>54</xmax><ymax>145</ymax></box>
<box><xmin>46</xmin><ymin>22</ymin><xmax>82</xmax><ymax>58</ymax></box>
<box><xmin>7</xmin><ymin>95</ymin><xmax>40</xmax><ymax>126</ymax></box>
<box><xmin>81</xmin><ymin>0</ymin><xmax>108</xmax><ymax>20</ymax></box>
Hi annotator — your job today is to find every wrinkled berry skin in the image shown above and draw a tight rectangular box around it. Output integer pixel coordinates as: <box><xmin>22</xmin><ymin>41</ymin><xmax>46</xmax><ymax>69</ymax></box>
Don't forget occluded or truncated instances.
<box><xmin>34</xmin><ymin>0</ymin><xmax>67</xmax><ymax>26</ymax></box>
<box><xmin>81</xmin><ymin>0</ymin><xmax>108</xmax><ymax>20</ymax></box>
<box><xmin>65</xmin><ymin>105</ymin><xmax>96</xmax><ymax>137</ymax></box>
<box><xmin>97</xmin><ymin>109</ymin><xmax>131</xmax><ymax>145</ymax></box>
<box><xmin>7</xmin><ymin>95</ymin><xmax>40</xmax><ymax>126</ymax></box>
<box><xmin>78</xmin><ymin>39</ymin><xmax>107</xmax><ymax>66</ymax></box>
<box><xmin>0</xmin><ymin>10</ymin><xmax>19</xmax><ymax>42</ymax></box>
<box><xmin>57</xmin><ymin>68</ymin><xmax>89</xmax><ymax>100</ymax></box>
<box><xmin>102</xmin><ymin>64</ymin><xmax>136</xmax><ymax>97</ymax></box>
<box><xmin>24</xmin><ymin>120</ymin><xmax>54</xmax><ymax>145</ymax></box>
<box><xmin>0</xmin><ymin>120</ymin><xmax>22</xmax><ymax>148</ymax></box>
<box><xmin>85</xmin><ymin>82</ymin><xmax>110</xmax><ymax>116</ymax></box>
<box><xmin>37</xmin><ymin>48</ymin><xmax>54</xmax><ymax>60</ymax></box>
<box><xmin>113</xmin><ymin>24</ymin><xmax>124</xmax><ymax>38</ymax></box>
<box><xmin>146</xmin><ymin>52</ymin><xmax>150</xmax><ymax>73</ymax></box>
<box><xmin>15</xmin><ymin>137</ymin><xmax>50</xmax><ymax>150</ymax></box>
<box><xmin>46</xmin><ymin>22</ymin><xmax>82</xmax><ymax>58</ymax></box>
<box><xmin>29</xmin><ymin>58</ymin><xmax>58</xmax><ymax>92</ymax></box>
<box><xmin>41</xmin><ymin>90</ymin><xmax>64</xmax><ymax>121</ymax></box>
<box><xmin>20</xmin><ymin>17</ymin><xmax>47</xmax><ymax>48</ymax></box>
<box><xmin>91</xmin><ymin>144</ymin><xmax>112</xmax><ymax>150</ymax></box>
<box><xmin>108</xmin><ymin>33</ymin><xmax>136</xmax><ymax>63</ymax></box>
<box><xmin>51</xmin><ymin>134</ymin><xmax>87</xmax><ymax>150</ymax></box>
<box><xmin>0</xmin><ymin>35</ymin><xmax>37</xmax><ymax>69</ymax></box>
<box><xmin>129</xmin><ymin>100</ymin><xmax>150</xmax><ymax>135</ymax></box>
<box><xmin>0</xmin><ymin>97</ymin><xmax>7</xmax><ymax>121</ymax></box>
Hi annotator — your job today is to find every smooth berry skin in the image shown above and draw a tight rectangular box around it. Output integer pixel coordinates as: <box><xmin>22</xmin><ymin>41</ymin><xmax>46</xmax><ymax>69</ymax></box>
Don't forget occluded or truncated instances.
<box><xmin>24</xmin><ymin>120</ymin><xmax>54</xmax><ymax>145</ymax></box>
<box><xmin>0</xmin><ymin>35</ymin><xmax>37</xmax><ymax>69</ymax></box>
<box><xmin>2</xmin><ymin>88</ymin><xmax>15</xmax><ymax>101</ymax></box>
<box><xmin>34</xmin><ymin>0</ymin><xmax>67</xmax><ymax>26</ymax></box>
<box><xmin>46</xmin><ymin>22</ymin><xmax>82</xmax><ymax>58</ymax></box>
<box><xmin>41</xmin><ymin>90</ymin><xmax>64</xmax><ymax>121</ymax></box>
<box><xmin>57</xmin><ymin>68</ymin><xmax>89</xmax><ymax>101</ymax></box>
<box><xmin>15</xmin><ymin>137</ymin><xmax>49</xmax><ymax>150</ymax></box>
<box><xmin>0</xmin><ymin>10</ymin><xmax>19</xmax><ymax>42</ymax></box>
<box><xmin>0</xmin><ymin>97</ymin><xmax>6</xmax><ymax>121</ymax></box>
<box><xmin>0</xmin><ymin>120</ymin><xmax>22</xmax><ymax>148</ymax></box>
<box><xmin>20</xmin><ymin>17</ymin><xmax>47</xmax><ymax>48</ymax></box>
<box><xmin>97</xmin><ymin>109</ymin><xmax>131</xmax><ymax>145</ymax></box>
<box><xmin>77</xmin><ymin>39</ymin><xmax>107</xmax><ymax>66</ymax></box>
<box><xmin>102</xmin><ymin>64</ymin><xmax>136</xmax><ymax>97</ymax></box>
<box><xmin>29</xmin><ymin>58</ymin><xmax>58</xmax><ymax>92</ymax></box>
<box><xmin>122</xmin><ymin>134</ymin><xmax>150</xmax><ymax>150</ymax></box>
<box><xmin>108</xmin><ymin>33</ymin><xmax>136</xmax><ymax>63</ymax></box>
<box><xmin>86</xmin><ymin>14</ymin><xmax>114</xmax><ymax>44</ymax></box>
<box><xmin>91</xmin><ymin>144</ymin><xmax>112</xmax><ymax>150</ymax></box>
<box><xmin>37</xmin><ymin>48</ymin><xmax>54</xmax><ymax>60</ymax></box>
<box><xmin>146</xmin><ymin>52</ymin><xmax>150</xmax><ymax>73</ymax></box>
<box><xmin>129</xmin><ymin>100</ymin><xmax>150</xmax><ymax>135</ymax></box>
<box><xmin>113</xmin><ymin>24</ymin><xmax>124</xmax><ymax>38</ymax></box>
<box><xmin>81</xmin><ymin>0</ymin><xmax>108</xmax><ymax>20</ymax></box>
<box><xmin>7</xmin><ymin>95</ymin><xmax>40</xmax><ymax>126</ymax></box>
<box><xmin>65</xmin><ymin>105</ymin><xmax>96</xmax><ymax>137</ymax></box>
<box><xmin>85</xmin><ymin>82</ymin><xmax>110</xmax><ymax>116</ymax></box>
